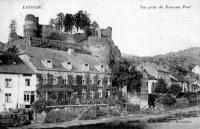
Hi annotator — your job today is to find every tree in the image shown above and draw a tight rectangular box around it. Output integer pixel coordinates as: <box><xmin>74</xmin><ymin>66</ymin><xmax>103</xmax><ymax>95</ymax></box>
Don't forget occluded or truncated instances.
<box><xmin>6</xmin><ymin>45</ymin><xmax>19</xmax><ymax>53</ymax></box>
<box><xmin>154</xmin><ymin>78</ymin><xmax>168</xmax><ymax>94</ymax></box>
<box><xmin>74</xmin><ymin>10</ymin><xmax>91</xmax><ymax>31</ymax></box>
<box><xmin>64</xmin><ymin>13</ymin><xmax>74</xmax><ymax>33</ymax></box>
<box><xmin>56</xmin><ymin>13</ymin><xmax>65</xmax><ymax>31</ymax></box>
<box><xmin>168</xmin><ymin>83</ymin><xmax>182</xmax><ymax>95</ymax></box>
<box><xmin>111</xmin><ymin>60</ymin><xmax>143</xmax><ymax>93</ymax></box>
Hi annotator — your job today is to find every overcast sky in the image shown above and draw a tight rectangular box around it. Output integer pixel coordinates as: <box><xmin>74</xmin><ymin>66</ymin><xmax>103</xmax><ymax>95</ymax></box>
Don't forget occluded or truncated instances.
<box><xmin>0</xmin><ymin>0</ymin><xmax>200</xmax><ymax>56</ymax></box>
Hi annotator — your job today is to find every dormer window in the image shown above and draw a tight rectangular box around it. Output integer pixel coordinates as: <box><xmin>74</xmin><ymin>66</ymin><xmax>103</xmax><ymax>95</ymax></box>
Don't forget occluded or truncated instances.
<box><xmin>42</xmin><ymin>59</ymin><xmax>53</xmax><ymax>68</ymax></box>
<box><xmin>100</xmin><ymin>65</ymin><xmax>104</xmax><ymax>72</ymax></box>
<box><xmin>61</xmin><ymin>62</ymin><xmax>72</xmax><ymax>70</ymax></box>
<box><xmin>46</xmin><ymin>60</ymin><xmax>52</xmax><ymax>68</ymax></box>
<box><xmin>95</xmin><ymin>65</ymin><xmax>105</xmax><ymax>72</ymax></box>
<box><xmin>84</xmin><ymin>64</ymin><xmax>89</xmax><ymax>71</ymax></box>
<box><xmin>86</xmin><ymin>45</ymin><xmax>89</xmax><ymax>49</ymax></box>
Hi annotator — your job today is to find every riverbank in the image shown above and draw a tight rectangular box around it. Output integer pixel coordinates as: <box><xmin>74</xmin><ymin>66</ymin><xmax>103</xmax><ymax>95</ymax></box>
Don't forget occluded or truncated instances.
<box><xmin>10</xmin><ymin>104</ymin><xmax>200</xmax><ymax>129</ymax></box>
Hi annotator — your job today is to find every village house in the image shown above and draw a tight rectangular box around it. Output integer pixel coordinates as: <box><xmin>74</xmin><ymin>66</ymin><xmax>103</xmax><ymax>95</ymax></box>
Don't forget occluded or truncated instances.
<box><xmin>0</xmin><ymin>53</ymin><xmax>36</xmax><ymax>112</ymax></box>
<box><xmin>140</xmin><ymin>64</ymin><xmax>190</xmax><ymax>93</ymax></box>
<box><xmin>141</xmin><ymin>65</ymin><xmax>171</xmax><ymax>85</ymax></box>
<box><xmin>170</xmin><ymin>73</ymin><xmax>190</xmax><ymax>92</ymax></box>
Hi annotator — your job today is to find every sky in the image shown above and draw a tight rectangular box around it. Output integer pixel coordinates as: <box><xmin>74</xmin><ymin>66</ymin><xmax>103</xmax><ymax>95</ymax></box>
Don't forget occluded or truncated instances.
<box><xmin>0</xmin><ymin>0</ymin><xmax>200</xmax><ymax>56</ymax></box>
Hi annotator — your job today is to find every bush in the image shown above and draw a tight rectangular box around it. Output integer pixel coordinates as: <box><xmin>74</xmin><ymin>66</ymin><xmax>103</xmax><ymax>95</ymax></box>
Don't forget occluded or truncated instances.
<box><xmin>177</xmin><ymin>92</ymin><xmax>197</xmax><ymax>103</ymax></box>
<box><xmin>44</xmin><ymin>110</ymin><xmax>78</xmax><ymax>123</ymax></box>
<box><xmin>127</xmin><ymin>104</ymin><xmax>140</xmax><ymax>113</ymax></box>
<box><xmin>154</xmin><ymin>78</ymin><xmax>168</xmax><ymax>94</ymax></box>
<box><xmin>168</xmin><ymin>84</ymin><xmax>182</xmax><ymax>96</ymax></box>
<box><xmin>31</xmin><ymin>100</ymin><xmax>57</xmax><ymax>113</ymax></box>
<box><xmin>157</xmin><ymin>94</ymin><xmax>176</xmax><ymax>106</ymax></box>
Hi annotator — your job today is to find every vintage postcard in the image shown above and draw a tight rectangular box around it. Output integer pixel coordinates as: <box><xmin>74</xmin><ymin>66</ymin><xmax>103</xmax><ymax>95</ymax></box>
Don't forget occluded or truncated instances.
<box><xmin>0</xmin><ymin>0</ymin><xmax>200</xmax><ymax>128</ymax></box>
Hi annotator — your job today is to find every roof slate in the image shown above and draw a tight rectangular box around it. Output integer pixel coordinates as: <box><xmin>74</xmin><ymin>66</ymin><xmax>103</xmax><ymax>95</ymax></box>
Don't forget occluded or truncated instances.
<box><xmin>0</xmin><ymin>53</ymin><xmax>34</xmax><ymax>74</ymax></box>
<box><xmin>25</xmin><ymin>47</ymin><xmax>109</xmax><ymax>73</ymax></box>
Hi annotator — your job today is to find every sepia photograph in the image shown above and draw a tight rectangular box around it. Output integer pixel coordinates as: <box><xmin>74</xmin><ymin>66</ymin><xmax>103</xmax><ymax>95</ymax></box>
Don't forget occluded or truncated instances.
<box><xmin>0</xmin><ymin>0</ymin><xmax>200</xmax><ymax>128</ymax></box>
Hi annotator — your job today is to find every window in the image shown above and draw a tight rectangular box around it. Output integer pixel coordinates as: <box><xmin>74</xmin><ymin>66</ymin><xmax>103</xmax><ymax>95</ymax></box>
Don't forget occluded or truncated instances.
<box><xmin>89</xmin><ymin>91</ymin><xmax>94</xmax><ymax>99</ymax></box>
<box><xmin>104</xmin><ymin>79</ymin><xmax>108</xmax><ymax>86</ymax></box>
<box><xmin>82</xmin><ymin>92</ymin><xmax>86</xmax><ymax>99</ymax></box>
<box><xmin>82</xmin><ymin>78</ymin><xmax>86</xmax><ymax>85</ymax></box>
<box><xmin>97</xmin><ymin>45</ymin><xmax>100</xmax><ymax>48</ymax></box>
<box><xmin>5</xmin><ymin>93</ymin><xmax>12</xmax><ymax>103</ymax></box>
<box><xmin>25</xmin><ymin>79</ymin><xmax>30</xmax><ymax>86</ymax></box>
<box><xmin>108</xmin><ymin>77</ymin><xmax>111</xmax><ymax>85</ymax></box>
<box><xmin>43</xmin><ymin>75</ymin><xmax>48</xmax><ymax>84</ymax></box>
<box><xmin>89</xmin><ymin>79</ymin><xmax>93</xmax><ymax>84</ymax></box>
<box><xmin>97</xmin><ymin>79</ymin><xmax>102</xmax><ymax>86</ymax></box>
<box><xmin>105</xmin><ymin>91</ymin><xmax>110</xmax><ymax>98</ymax></box>
<box><xmin>63</xmin><ymin>78</ymin><xmax>67</xmax><ymax>84</ymax></box>
<box><xmin>98</xmin><ymin>92</ymin><xmax>102</xmax><ymax>98</ymax></box>
<box><xmin>5</xmin><ymin>79</ymin><xmax>12</xmax><ymax>88</ymax></box>
<box><xmin>53</xmin><ymin>77</ymin><xmax>57</xmax><ymax>85</ymax></box>
<box><xmin>96</xmin><ymin>55</ymin><xmax>100</xmax><ymax>58</ymax></box>
<box><xmin>72</xmin><ymin>78</ymin><xmax>76</xmax><ymax>84</ymax></box>
<box><xmin>24</xmin><ymin>91</ymin><xmax>30</xmax><ymax>102</ymax></box>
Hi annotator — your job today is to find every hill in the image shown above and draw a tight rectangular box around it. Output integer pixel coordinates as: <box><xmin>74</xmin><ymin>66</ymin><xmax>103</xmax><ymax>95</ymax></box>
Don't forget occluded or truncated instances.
<box><xmin>122</xmin><ymin>47</ymin><xmax>200</xmax><ymax>76</ymax></box>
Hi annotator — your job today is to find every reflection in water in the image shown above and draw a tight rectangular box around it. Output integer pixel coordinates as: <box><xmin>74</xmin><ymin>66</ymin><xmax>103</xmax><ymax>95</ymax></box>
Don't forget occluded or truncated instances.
<box><xmin>147</xmin><ymin>117</ymin><xmax>200</xmax><ymax>129</ymax></box>
<box><xmin>51</xmin><ymin>121</ymin><xmax>148</xmax><ymax>129</ymax></box>
<box><xmin>45</xmin><ymin>117</ymin><xmax>200</xmax><ymax>129</ymax></box>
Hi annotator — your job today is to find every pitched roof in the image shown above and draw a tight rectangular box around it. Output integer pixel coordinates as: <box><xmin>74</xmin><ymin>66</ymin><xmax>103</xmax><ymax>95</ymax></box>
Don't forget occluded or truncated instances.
<box><xmin>25</xmin><ymin>47</ymin><xmax>109</xmax><ymax>73</ymax></box>
<box><xmin>0</xmin><ymin>53</ymin><xmax>34</xmax><ymax>74</ymax></box>
<box><xmin>170</xmin><ymin>73</ymin><xmax>188</xmax><ymax>83</ymax></box>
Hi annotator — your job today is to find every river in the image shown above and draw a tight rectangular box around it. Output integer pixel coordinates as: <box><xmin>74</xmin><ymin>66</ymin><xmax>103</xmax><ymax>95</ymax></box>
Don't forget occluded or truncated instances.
<box><xmin>147</xmin><ymin>117</ymin><xmax>200</xmax><ymax>129</ymax></box>
<box><xmin>65</xmin><ymin>117</ymin><xmax>200</xmax><ymax>129</ymax></box>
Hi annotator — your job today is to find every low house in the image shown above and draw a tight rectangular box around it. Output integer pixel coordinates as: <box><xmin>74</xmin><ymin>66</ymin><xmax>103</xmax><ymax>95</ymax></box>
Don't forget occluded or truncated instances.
<box><xmin>142</xmin><ymin>65</ymin><xmax>172</xmax><ymax>86</ymax></box>
<box><xmin>170</xmin><ymin>73</ymin><xmax>190</xmax><ymax>92</ymax></box>
<box><xmin>0</xmin><ymin>53</ymin><xmax>36</xmax><ymax>112</ymax></box>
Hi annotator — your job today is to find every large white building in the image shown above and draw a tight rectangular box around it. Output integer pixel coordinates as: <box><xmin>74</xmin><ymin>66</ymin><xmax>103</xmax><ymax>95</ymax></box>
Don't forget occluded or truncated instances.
<box><xmin>0</xmin><ymin>53</ymin><xmax>36</xmax><ymax>112</ymax></box>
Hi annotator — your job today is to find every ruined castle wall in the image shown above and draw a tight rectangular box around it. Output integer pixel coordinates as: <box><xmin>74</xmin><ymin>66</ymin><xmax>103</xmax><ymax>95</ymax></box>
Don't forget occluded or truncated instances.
<box><xmin>85</xmin><ymin>37</ymin><xmax>111</xmax><ymax>64</ymax></box>
<box><xmin>101</xmin><ymin>27</ymin><xmax>112</xmax><ymax>39</ymax></box>
<box><xmin>5</xmin><ymin>38</ymin><xmax>31</xmax><ymax>52</ymax></box>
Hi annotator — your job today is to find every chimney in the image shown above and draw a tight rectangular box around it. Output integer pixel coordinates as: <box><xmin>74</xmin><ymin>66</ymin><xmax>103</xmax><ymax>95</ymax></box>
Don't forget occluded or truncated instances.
<box><xmin>68</xmin><ymin>48</ymin><xmax>74</xmax><ymax>55</ymax></box>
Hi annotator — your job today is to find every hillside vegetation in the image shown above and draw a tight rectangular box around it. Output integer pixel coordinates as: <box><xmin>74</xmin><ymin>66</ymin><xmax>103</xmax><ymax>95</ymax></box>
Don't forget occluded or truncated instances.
<box><xmin>122</xmin><ymin>47</ymin><xmax>200</xmax><ymax>76</ymax></box>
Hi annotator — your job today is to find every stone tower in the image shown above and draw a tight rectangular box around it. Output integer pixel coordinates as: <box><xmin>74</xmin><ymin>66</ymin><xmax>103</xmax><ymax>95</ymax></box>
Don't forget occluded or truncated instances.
<box><xmin>23</xmin><ymin>14</ymin><xmax>39</xmax><ymax>37</ymax></box>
